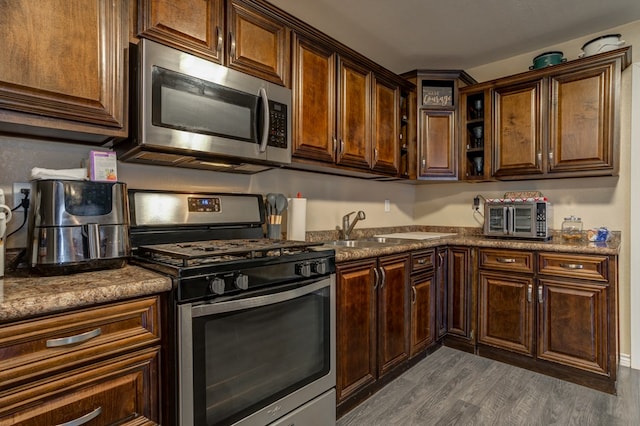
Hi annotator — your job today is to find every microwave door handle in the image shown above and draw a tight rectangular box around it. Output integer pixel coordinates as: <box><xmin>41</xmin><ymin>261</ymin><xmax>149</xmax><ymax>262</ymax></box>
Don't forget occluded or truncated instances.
<box><xmin>508</xmin><ymin>206</ymin><xmax>515</xmax><ymax>235</ymax></box>
<box><xmin>503</xmin><ymin>206</ymin><xmax>509</xmax><ymax>234</ymax></box>
<box><xmin>258</xmin><ymin>87</ymin><xmax>270</xmax><ymax>153</ymax></box>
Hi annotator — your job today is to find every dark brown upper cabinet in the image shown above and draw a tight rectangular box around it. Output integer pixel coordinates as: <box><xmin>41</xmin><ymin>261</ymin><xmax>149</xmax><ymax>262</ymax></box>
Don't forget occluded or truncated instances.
<box><xmin>460</xmin><ymin>47</ymin><xmax>631</xmax><ymax>181</ymax></box>
<box><xmin>0</xmin><ymin>0</ymin><xmax>128</xmax><ymax>143</ymax></box>
<box><xmin>138</xmin><ymin>0</ymin><xmax>290</xmax><ymax>86</ymax></box>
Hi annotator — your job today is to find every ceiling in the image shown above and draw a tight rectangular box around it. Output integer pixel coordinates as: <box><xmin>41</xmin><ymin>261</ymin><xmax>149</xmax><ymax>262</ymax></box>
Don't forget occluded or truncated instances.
<box><xmin>267</xmin><ymin>0</ymin><xmax>640</xmax><ymax>74</ymax></box>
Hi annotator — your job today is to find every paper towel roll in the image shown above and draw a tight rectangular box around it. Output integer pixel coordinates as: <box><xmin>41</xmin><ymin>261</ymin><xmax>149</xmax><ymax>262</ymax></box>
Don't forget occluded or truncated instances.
<box><xmin>286</xmin><ymin>197</ymin><xmax>307</xmax><ymax>241</ymax></box>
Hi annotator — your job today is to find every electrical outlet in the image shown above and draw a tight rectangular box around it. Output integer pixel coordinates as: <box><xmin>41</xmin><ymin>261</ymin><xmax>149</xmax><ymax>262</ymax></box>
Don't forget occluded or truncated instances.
<box><xmin>13</xmin><ymin>182</ymin><xmax>31</xmax><ymax>210</ymax></box>
<box><xmin>384</xmin><ymin>199</ymin><xmax>390</xmax><ymax>212</ymax></box>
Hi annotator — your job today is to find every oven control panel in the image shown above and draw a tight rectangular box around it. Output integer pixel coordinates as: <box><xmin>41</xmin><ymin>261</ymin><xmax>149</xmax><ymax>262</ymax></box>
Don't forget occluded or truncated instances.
<box><xmin>177</xmin><ymin>251</ymin><xmax>336</xmax><ymax>302</ymax></box>
<box><xmin>188</xmin><ymin>197</ymin><xmax>221</xmax><ymax>212</ymax></box>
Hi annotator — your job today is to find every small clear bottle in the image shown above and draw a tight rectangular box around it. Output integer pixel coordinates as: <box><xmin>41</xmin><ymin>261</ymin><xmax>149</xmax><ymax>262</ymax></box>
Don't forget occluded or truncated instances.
<box><xmin>561</xmin><ymin>216</ymin><xmax>583</xmax><ymax>240</ymax></box>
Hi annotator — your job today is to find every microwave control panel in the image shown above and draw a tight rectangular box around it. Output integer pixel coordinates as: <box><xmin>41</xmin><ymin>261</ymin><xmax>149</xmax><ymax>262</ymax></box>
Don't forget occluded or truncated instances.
<box><xmin>267</xmin><ymin>101</ymin><xmax>288</xmax><ymax>148</ymax></box>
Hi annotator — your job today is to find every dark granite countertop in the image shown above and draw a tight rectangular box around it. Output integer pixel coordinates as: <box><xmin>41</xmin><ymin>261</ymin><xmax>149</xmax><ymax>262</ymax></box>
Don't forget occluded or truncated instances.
<box><xmin>309</xmin><ymin>226</ymin><xmax>620</xmax><ymax>262</ymax></box>
<box><xmin>0</xmin><ymin>265</ymin><xmax>172</xmax><ymax>323</ymax></box>
<box><xmin>0</xmin><ymin>225</ymin><xmax>618</xmax><ymax>323</ymax></box>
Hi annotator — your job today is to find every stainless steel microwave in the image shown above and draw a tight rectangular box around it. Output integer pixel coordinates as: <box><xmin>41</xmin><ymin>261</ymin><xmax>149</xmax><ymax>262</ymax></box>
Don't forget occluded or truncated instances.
<box><xmin>484</xmin><ymin>199</ymin><xmax>553</xmax><ymax>240</ymax></box>
<box><xmin>115</xmin><ymin>39</ymin><xmax>292</xmax><ymax>173</ymax></box>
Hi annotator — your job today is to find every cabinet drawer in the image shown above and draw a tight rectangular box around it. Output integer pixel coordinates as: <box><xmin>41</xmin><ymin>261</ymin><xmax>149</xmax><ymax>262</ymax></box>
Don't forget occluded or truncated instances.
<box><xmin>538</xmin><ymin>253</ymin><xmax>609</xmax><ymax>283</ymax></box>
<box><xmin>0</xmin><ymin>347</ymin><xmax>159</xmax><ymax>425</ymax></box>
<box><xmin>411</xmin><ymin>249</ymin><xmax>435</xmax><ymax>273</ymax></box>
<box><xmin>478</xmin><ymin>249</ymin><xmax>534</xmax><ymax>274</ymax></box>
<box><xmin>0</xmin><ymin>296</ymin><xmax>160</xmax><ymax>390</ymax></box>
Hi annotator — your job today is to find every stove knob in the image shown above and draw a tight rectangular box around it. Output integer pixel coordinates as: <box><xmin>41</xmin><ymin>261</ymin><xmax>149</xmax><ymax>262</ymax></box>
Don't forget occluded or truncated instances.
<box><xmin>235</xmin><ymin>274</ymin><xmax>249</xmax><ymax>290</ymax></box>
<box><xmin>296</xmin><ymin>262</ymin><xmax>311</xmax><ymax>278</ymax></box>
<box><xmin>312</xmin><ymin>260</ymin><xmax>327</xmax><ymax>275</ymax></box>
<box><xmin>209</xmin><ymin>276</ymin><xmax>225</xmax><ymax>295</ymax></box>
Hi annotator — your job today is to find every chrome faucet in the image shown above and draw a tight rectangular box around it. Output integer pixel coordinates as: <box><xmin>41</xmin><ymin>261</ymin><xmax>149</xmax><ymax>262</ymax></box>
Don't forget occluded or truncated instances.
<box><xmin>342</xmin><ymin>211</ymin><xmax>366</xmax><ymax>240</ymax></box>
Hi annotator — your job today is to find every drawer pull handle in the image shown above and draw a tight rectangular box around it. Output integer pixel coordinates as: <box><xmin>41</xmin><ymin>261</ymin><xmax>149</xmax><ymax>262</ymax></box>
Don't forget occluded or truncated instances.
<box><xmin>560</xmin><ymin>263</ymin><xmax>584</xmax><ymax>270</ymax></box>
<box><xmin>496</xmin><ymin>257</ymin><xmax>516</xmax><ymax>263</ymax></box>
<box><xmin>46</xmin><ymin>328</ymin><xmax>102</xmax><ymax>348</ymax></box>
<box><xmin>417</xmin><ymin>259</ymin><xmax>426</xmax><ymax>264</ymax></box>
<box><xmin>411</xmin><ymin>286</ymin><xmax>417</xmax><ymax>304</ymax></box>
<box><xmin>527</xmin><ymin>284</ymin><xmax>532</xmax><ymax>303</ymax></box>
<box><xmin>56</xmin><ymin>407</ymin><xmax>102</xmax><ymax>426</ymax></box>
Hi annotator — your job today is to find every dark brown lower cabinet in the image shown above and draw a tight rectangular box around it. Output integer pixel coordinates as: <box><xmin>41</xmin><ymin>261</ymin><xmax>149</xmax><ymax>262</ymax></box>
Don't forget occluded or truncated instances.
<box><xmin>478</xmin><ymin>270</ymin><xmax>535</xmax><ymax>355</ymax></box>
<box><xmin>443</xmin><ymin>246</ymin><xmax>474</xmax><ymax>351</ymax></box>
<box><xmin>336</xmin><ymin>254</ymin><xmax>409</xmax><ymax>407</ymax></box>
<box><xmin>0</xmin><ymin>297</ymin><xmax>161</xmax><ymax>424</ymax></box>
<box><xmin>477</xmin><ymin>248</ymin><xmax>617</xmax><ymax>393</ymax></box>
<box><xmin>436</xmin><ymin>249</ymin><xmax>448</xmax><ymax>339</ymax></box>
<box><xmin>409</xmin><ymin>249</ymin><xmax>437</xmax><ymax>357</ymax></box>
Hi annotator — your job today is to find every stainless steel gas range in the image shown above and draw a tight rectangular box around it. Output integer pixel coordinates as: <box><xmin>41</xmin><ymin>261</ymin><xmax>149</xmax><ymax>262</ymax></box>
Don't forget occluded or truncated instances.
<box><xmin>128</xmin><ymin>190</ymin><xmax>336</xmax><ymax>426</ymax></box>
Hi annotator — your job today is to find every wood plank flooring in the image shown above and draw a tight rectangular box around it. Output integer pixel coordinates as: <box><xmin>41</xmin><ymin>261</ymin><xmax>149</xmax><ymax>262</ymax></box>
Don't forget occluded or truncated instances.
<box><xmin>337</xmin><ymin>346</ymin><xmax>640</xmax><ymax>425</ymax></box>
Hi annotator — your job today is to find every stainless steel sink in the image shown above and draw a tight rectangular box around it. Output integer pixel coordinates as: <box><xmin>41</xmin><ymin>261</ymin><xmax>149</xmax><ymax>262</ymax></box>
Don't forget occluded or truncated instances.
<box><xmin>325</xmin><ymin>237</ymin><xmax>407</xmax><ymax>248</ymax></box>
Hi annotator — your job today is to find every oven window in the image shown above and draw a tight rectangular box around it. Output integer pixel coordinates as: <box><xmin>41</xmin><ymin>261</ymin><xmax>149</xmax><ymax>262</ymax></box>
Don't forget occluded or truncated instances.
<box><xmin>487</xmin><ymin>206</ymin><xmax>506</xmax><ymax>233</ymax></box>
<box><xmin>513</xmin><ymin>206</ymin><xmax>534</xmax><ymax>233</ymax></box>
<box><xmin>191</xmin><ymin>286</ymin><xmax>331</xmax><ymax>425</ymax></box>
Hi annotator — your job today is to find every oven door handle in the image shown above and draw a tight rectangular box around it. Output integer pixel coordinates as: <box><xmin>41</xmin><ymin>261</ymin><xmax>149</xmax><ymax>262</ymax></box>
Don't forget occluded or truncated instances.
<box><xmin>190</xmin><ymin>278</ymin><xmax>332</xmax><ymax>317</ymax></box>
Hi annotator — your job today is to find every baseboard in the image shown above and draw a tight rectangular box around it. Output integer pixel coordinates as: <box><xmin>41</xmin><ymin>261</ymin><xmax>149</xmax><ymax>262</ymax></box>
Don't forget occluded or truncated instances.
<box><xmin>620</xmin><ymin>353</ymin><xmax>631</xmax><ymax>368</ymax></box>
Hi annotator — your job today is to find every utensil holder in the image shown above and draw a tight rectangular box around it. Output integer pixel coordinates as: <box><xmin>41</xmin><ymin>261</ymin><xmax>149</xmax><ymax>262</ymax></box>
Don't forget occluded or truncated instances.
<box><xmin>267</xmin><ymin>224</ymin><xmax>281</xmax><ymax>239</ymax></box>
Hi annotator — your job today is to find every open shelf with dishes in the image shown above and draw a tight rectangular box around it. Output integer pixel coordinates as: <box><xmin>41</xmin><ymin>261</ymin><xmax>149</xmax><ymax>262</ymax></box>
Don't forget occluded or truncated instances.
<box><xmin>460</xmin><ymin>89</ymin><xmax>490</xmax><ymax>180</ymax></box>
<box><xmin>399</xmin><ymin>88</ymin><xmax>414</xmax><ymax>178</ymax></box>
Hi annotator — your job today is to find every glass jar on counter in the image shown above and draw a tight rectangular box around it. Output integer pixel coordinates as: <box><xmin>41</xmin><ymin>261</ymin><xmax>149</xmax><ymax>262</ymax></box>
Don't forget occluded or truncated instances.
<box><xmin>561</xmin><ymin>216</ymin><xmax>583</xmax><ymax>240</ymax></box>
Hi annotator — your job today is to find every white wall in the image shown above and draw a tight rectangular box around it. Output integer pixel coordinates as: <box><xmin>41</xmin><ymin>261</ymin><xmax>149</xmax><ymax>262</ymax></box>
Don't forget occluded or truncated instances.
<box><xmin>630</xmin><ymin>63</ymin><xmax>640</xmax><ymax>368</ymax></box>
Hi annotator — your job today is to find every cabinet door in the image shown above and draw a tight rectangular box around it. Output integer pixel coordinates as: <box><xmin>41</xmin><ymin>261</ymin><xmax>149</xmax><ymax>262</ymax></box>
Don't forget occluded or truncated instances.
<box><xmin>436</xmin><ymin>249</ymin><xmax>448</xmax><ymax>339</ymax></box>
<box><xmin>371</xmin><ymin>75</ymin><xmax>400</xmax><ymax>175</ymax></box>
<box><xmin>537</xmin><ymin>279</ymin><xmax>608</xmax><ymax>375</ymax></box>
<box><xmin>336</xmin><ymin>259</ymin><xmax>377</xmax><ymax>403</ymax></box>
<box><xmin>447</xmin><ymin>247</ymin><xmax>471</xmax><ymax>339</ymax></box>
<box><xmin>548</xmin><ymin>64</ymin><xmax>615</xmax><ymax>174</ymax></box>
<box><xmin>291</xmin><ymin>33</ymin><xmax>336</xmax><ymax>163</ymax></box>
<box><xmin>0</xmin><ymin>0</ymin><xmax>128</xmax><ymax>141</ymax></box>
<box><xmin>410</xmin><ymin>271</ymin><xmax>436</xmax><ymax>357</ymax></box>
<box><xmin>478</xmin><ymin>271</ymin><xmax>535</xmax><ymax>356</ymax></box>
<box><xmin>418</xmin><ymin>110</ymin><xmax>457</xmax><ymax>179</ymax></box>
<box><xmin>492</xmin><ymin>79</ymin><xmax>545</xmax><ymax>177</ymax></box>
<box><xmin>377</xmin><ymin>255</ymin><xmax>410</xmax><ymax>376</ymax></box>
<box><xmin>138</xmin><ymin>0</ymin><xmax>224</xmax><ymax>64</ymax></box>
<box><xmin>0</xmin><ymin>347</ymin><xmax>160</xmax><ymax>425</ymax></box>
<box><xmin>337</xmin><ymin>56</ymin><xmax>372</xmax><ymax>170</ymax></box>
<box><xmin>227</xmin><ymin>0</ymin><xmax>290</xmax><ymax>86</ymax></box>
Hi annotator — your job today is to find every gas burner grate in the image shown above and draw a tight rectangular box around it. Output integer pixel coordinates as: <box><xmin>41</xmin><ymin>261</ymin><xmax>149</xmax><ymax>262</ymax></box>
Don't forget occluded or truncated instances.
<box><xmin>135</xmin><ymin>239</ymin><xmax>325</xmax><ymax>268</ymax></box>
